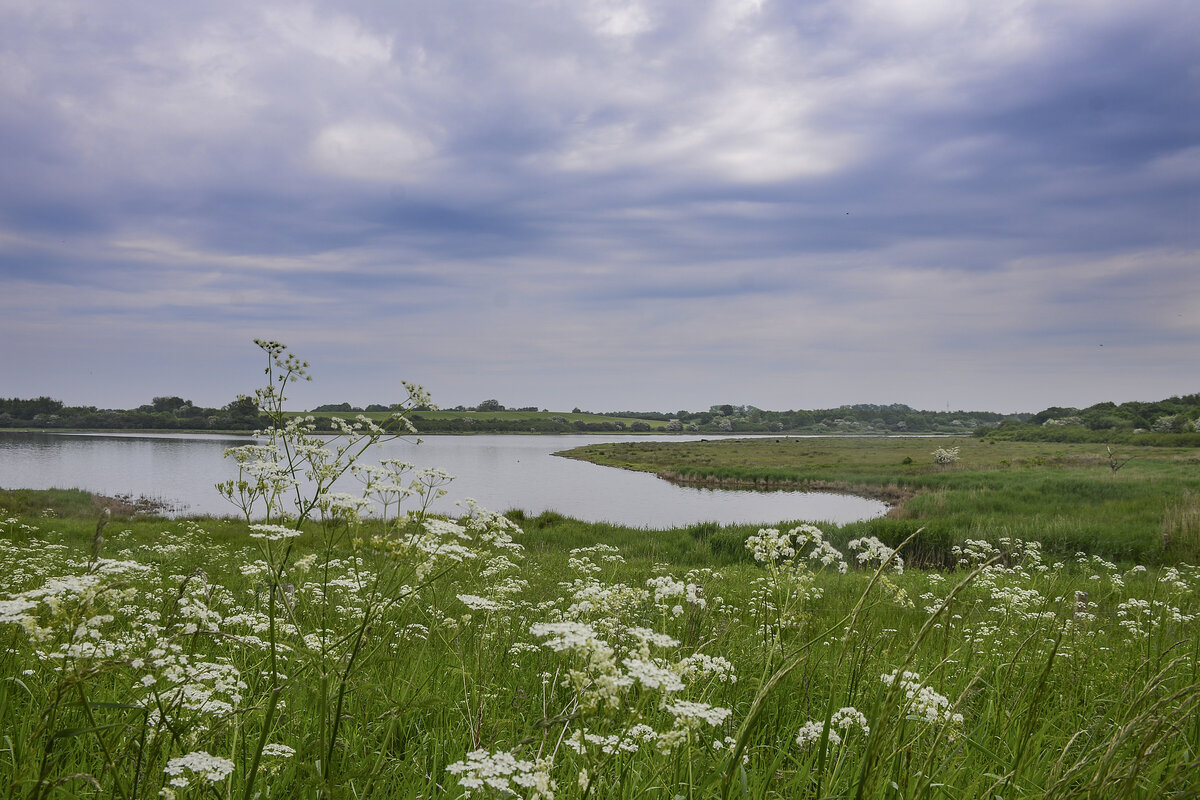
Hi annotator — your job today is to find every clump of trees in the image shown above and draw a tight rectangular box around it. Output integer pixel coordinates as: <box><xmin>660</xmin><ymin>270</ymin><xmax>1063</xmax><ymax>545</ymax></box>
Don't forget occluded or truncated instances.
<box><xmin>0</xmin><ymin>396</ymin><xmax>262</xmax><ymax>431</ymax></box>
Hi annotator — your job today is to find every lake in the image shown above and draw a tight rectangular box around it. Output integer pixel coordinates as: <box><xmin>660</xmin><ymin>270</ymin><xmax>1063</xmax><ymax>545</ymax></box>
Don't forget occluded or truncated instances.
<box><xmin>0</xmin><ymin>431</ymin><xmax>887</xmax><ymax>528</ymax></box>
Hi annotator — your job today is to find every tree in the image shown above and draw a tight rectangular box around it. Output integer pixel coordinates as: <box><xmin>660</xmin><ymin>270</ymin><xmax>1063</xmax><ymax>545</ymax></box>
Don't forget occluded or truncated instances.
<box><xmin>224</xmin><ymin>396</ymin><xmax>261</xmax><ymax>426</ymax></box>
<box><xmin>477</xmin><ymin>399</ymin><xmax>504</xmax><ymax>412</ymax></box>
<box><xmin>313</xmin><ymin>403</ymin><xmax>355</xmax><ymax>412</ymax></box>
<box><xmin>151</xmin><ymin>396</ymin><xmax>190</xmax><ymax>413</ymax></box>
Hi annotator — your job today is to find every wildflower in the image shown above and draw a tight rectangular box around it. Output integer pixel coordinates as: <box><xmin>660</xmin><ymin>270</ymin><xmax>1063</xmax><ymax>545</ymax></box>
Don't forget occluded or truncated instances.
<box><xmin>678</xmin><ymin>653</ymin><xmax>737</xmax><ymax>683</ymax></box>
<box><xmin>0</xmin><ymin>598</ymin><xmax>37</xmax><ymax>624</ymax></box>
<box><xmin>627</xmin><ymin>627</ymin><xmax>679</xmax><ymax>650</ymax></box>
<box><xmin>795</xmin><ymin>707</ymin><xmax>870</xmax><ymax>749</ymax></box>
<box><xmin>530</xmin><ymin>621</ymin><xmax>602</xmax><ymax>652</ymax></box>
<box><xmin>260</xmin><ymin>743</ymin><xmax>295</xmax><ymax>757</ymax></box>
<box><xmin>317</xmin><ymin>492</ymin><xmax>371</xmax><ymax>519</ymax></box>
<box><xmin>566</xmin><ymin>729</ymin><xmax>646</xmax><ymax>756</ymax></box>
<box><xmin>623</xmin><ymin>657</ymin><xmax>686</xmax><ymax>692</ymax></box>
<box><xmin>457</xmin><ymin>594</ymin><xmax>506</xmax><ymax>612</ymax></box>
<box><xmin>248</xmin><ymin>524</ymin><xmax>301</xmax><ymax>541</ymax></box>
<box><xmin>848</xmin><ymin>536</ymin><xmax>903</xmax><ymax>573</ymax></box>
<box><xmin>446</xmin><ymin>749</ymin><xmax>555</xmax><ymax>799</ymax></box>
<box><xmin>663</xmin><ymin>700</ymin><xmax>732</xmax><ymax>729</ymax></box>
<box><xmin>746</xmin><ymin>528</ymin><xmax>796</xmax><ymax>563</ymax></box>
<box><xmin>881</xmin><ymin>670</ymin><xmax>963</xmax><ymax>735</ymax></box>
<box><xmin>163</xmin><ymin>751</ymin><xmax>235</xmax><ymax>787</ymax></box>
<box><xmin>795</xmin><ymin>720</ymin><xmax>839</xmax><ymax>748</ymax></box>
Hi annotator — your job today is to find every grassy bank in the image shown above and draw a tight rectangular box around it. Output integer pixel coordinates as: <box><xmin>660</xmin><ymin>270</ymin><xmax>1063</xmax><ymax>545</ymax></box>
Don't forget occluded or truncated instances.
<box><xmin>2</xmin><ymin>489</ymin><xmax>1198</xmax><ymax>799</ymax></box>
<box><xmin>558</xmin><ymin>437</ymin><xmax>1200</xmax><ymax>565</ymax></box>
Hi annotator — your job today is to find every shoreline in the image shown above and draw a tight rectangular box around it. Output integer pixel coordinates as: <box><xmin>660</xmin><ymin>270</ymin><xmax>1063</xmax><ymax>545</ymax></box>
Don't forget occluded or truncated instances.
<box><xmin>653</xmin><ymin>470</ymin><xmax>919</xmax><ymax>507</ymax></box>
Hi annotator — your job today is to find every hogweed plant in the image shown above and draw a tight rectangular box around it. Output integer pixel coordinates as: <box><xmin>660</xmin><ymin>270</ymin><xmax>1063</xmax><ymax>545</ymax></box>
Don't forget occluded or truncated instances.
<box><xmin>745</xmin><ymin>524</ymin><xmax>847</xmax><ymax>658</ymax></box>
<box><xmin>216</xmin><ymin>338</ymin><xmax>430</xmax><ymax>525</ymax></box>
<box><xmin>212</xmin><ymin>342</ymin><xmax>533</xmax><ymax>795</ymax></box>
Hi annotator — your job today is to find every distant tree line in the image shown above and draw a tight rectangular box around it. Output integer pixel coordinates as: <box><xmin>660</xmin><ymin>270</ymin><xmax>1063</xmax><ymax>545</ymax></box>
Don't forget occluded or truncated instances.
<box><xmin>0</xmin><ymin>395</ymin><xmax>263</xmax><ymax>431</ymax></box>
<box><xmin>391</xmin><ymin>402</ymin><xmax>1028</xmax><ymax>435</ymax></box>
<box><xmin>976</xmin><ymin>394</ymin><xmax>1200</xmax><ymax>445</ymax></box>
<box><xmin>404</xmin><ymin>416</ymin><xmax>629</xmax><ymax>434</ymax></box>
<box><xmin>11</xmin><ymin>390</ymin><xmax>1198</xmax><ymax>441</ymax></box>
<box><xmin>310</xmin><ymin>399</ymin><xmax>540</xmax><ymax>413</ymax></box>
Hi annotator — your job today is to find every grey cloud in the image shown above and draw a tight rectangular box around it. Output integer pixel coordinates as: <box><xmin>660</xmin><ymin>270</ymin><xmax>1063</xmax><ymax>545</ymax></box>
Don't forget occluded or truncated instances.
<box><xmin>1</xmin><ymin>0</ymin><xmax>1197</xmax><ymax>412</ymax></box>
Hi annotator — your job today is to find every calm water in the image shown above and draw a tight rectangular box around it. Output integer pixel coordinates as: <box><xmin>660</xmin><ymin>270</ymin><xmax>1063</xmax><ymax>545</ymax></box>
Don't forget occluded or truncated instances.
<box><xmin>0</xmin><ymin>432</ymin><xmax>887</xmax><ymax>528</ymax></box>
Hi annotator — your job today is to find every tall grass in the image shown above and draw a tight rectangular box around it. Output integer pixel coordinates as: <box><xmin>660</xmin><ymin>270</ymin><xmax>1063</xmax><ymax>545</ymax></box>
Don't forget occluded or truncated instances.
<box><xmin>2</xmin><ymin>504</ymin><xmax>1198</xmax><ymax>798</ymax></box>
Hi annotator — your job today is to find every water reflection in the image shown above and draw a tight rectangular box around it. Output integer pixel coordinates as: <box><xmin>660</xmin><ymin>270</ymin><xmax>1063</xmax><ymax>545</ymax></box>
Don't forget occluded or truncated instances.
<box><xmin>0</xmin><ymin>432</ymin><xmax>887</xmax><ymax>528</ymax></box>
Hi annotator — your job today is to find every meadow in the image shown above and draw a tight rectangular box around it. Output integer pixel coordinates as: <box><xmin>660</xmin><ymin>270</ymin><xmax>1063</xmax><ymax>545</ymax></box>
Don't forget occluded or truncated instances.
<box><xmin>2</xmin><ymin>343</ymin><xmax>1198</xmax><ymax>799</ymax></box>
<box><xmin>559</xmin><ymin>437</ymin><xmax>1200</xmax><ymax>566</ymax></box>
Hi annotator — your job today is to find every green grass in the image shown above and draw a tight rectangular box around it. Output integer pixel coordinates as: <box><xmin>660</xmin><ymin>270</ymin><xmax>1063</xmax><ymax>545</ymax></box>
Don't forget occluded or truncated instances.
<box><xmin>558</xmin><ymin>437</ymin><xmax>1200</xmax><ymax>565</ymax></box>
<box><xmin>1</xmin><ymin>489</ymin><xmax>1199</xmax><ymax>799</ymax></box>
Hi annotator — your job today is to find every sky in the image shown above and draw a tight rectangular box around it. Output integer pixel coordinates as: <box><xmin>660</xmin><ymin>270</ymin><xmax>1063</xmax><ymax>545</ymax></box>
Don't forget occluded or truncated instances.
<box><xmin>2</xmin><ymin>0</ymin><xmax>1198</xmax><ymax>415</ymax></box>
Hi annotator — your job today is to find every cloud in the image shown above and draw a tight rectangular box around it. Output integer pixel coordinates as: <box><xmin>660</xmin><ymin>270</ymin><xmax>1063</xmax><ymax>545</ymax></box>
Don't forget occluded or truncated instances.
<box><xmin>0</xmin><ymin>0</ymin><xmax>1197</xmax><ymax>413</ymax></box>
<box><xmin>310</xmin><ymin>121</ymin><xmax>435</xmax><ymax>182</ymax></box>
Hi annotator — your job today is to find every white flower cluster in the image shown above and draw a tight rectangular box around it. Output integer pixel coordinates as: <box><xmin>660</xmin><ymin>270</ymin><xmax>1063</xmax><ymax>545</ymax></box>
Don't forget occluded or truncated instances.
<box><xmin>529</xmin><ymin>621</ymin><xmax>604</xmax><ymax>653</ymax></box>
<box><xmin>795</xmin><ymin>706</ymin><xmax>870</xmax><ymax>749</ymax></box>
<box><xmin>1117</xmin><ymin>598</ymin><xmax>1197</xmax><ymax>638</ymax></box>
<box><xmin>460</xmin><ymin>499</ymin><xmax>526</xmax><ymax>552</ymax></box>
<box><xmin>622</xmin><ymin>657</ymin><xmax>686</xmax><ymax>692</ymax></box>
<box><xmin>163</xmin><ymin>751</ymin><xmax>235</xmax><ymax>787</ymax></box>
<box><xmin>663</xmin><ymin>699</ymin><xmax>732</xmax><ymax>729</ymax></box>
<box><xmin>678</xmin><ymin>653</ymin><xmax>737</xmax><ymax>683</ymax></box>
<box><xmin>457</xmin><ymin>594</ymin><xmax>507</xmax><ymax>612</ymax></box>
<box><xmin>881</xmin><ymin>670</ymin><xmax>963</xmax><ymax>734</ymax></box>
<box><xmin>932</xmin><ymin>447</ymin><xmax>960</xmax><ymax>465</ymax></box>
<box><xmin>530</xmin><ymin>621</ymin><xmax>632</xmax><ymax>711</ymax></box>
<box><xmin>952</xmin><ymin>538</ymin><xmax>1001</xmax><ymax>566</ymax></box>
<box><xmin>746</xmin><ymin>525</ymin><xmax>847</xmax><ymax>573</ymax></box>
<box><xmin>746</xmin><ymin>527</ymin><xmax>796</xmax><ymax>563</ymax></box>
<box><xmin>445</xmin><ymin>749</ymin><xmax>555</xmax><ymax>800</ymax></box>
<box><xmin>645</xmin><ymin>575</ymin><xmax>706</xmax><ymax>615</ymax></box>
<box><xmin>564</xmin><ymin>580</ymin><xmax>646</xmax><ymax>629</ymax></box>
<box><xmin>248</xmin><ymin>523</ymin><xmax>301</xmax><ymax>541</ymax></box>
<box><xmin>566</xmin><ymin>724</ymin><xmax>658</xmax><ymax>756</ymax></box>
<box><xmin>140</xmin><ymin>647</ymin><xmax>248</xmax><ymax>718</ymax></box>
<box><xmin>848</xmin><ymin>536</ymin><xmax>903</xmax><ymax>573</ymax></box>
<box><xmin>1160</xmin><ymin>565</ymin><xmax>1200</xmax><ymax>593</ymax></box>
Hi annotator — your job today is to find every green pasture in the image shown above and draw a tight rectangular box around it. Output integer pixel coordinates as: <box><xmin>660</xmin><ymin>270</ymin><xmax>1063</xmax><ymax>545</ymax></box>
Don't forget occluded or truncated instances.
<box><xmin>559</xmin><ymin>437</ymin><xmax>1200</xmax><ymax>565</ymax></box>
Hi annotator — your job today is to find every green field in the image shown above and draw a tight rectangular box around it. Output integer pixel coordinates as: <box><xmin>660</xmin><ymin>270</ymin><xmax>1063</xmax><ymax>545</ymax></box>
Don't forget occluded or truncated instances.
<box><xmin>558</xmin><ymin>437</ymin><xmax>1200</xmax><ymax>565</ymax></box>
